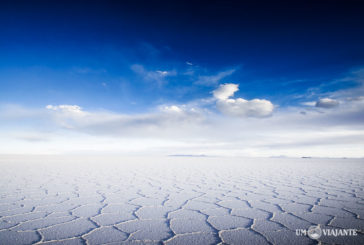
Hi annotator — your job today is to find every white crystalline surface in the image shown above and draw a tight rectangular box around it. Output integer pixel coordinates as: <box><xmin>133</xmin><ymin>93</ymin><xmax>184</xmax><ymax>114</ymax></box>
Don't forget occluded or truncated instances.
<box><xmin>0</xmin><ymin>156</ymin><xmax>363</xmax><ymax>244</ymax></box>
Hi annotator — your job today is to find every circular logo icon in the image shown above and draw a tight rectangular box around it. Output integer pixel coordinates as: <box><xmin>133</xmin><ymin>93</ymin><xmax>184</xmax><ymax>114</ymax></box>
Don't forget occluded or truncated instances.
<box><xmin>307</xmin><ymin>225</ymin><xmax>322</xmax><ymax>240</ymax></box>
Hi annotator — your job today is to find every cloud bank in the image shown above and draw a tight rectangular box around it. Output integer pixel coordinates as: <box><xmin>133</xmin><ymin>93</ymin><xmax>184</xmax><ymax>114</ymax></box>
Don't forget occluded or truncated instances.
<box><xmin>1</xmin><ymin>70</ymin><xmax>364</xmax><ymax>157</ymax></box>
<box><xmin>0</xmin><ymin>98</ymin><xmax>363</xmax><ymax>157</ymax></box>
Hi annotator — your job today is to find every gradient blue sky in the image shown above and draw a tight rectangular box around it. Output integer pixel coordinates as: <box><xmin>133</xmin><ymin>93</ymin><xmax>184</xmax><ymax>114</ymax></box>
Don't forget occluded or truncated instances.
<box><xmin>1</xmin><ymin>0</ymin><xmax>364</xmax><ymax>157</ymax></box>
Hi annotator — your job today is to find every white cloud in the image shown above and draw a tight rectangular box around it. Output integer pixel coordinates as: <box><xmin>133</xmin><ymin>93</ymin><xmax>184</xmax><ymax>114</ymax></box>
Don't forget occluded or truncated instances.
<box><xmin>315</xmin><ymin>98</ymin><xmax>339</xmax><ymax>108</ymax></box>
<box><xmin>1</xmin><ymin>99</ymin><xmax>364</xmax><ymax>157</ymax></box>
<box><xmin>346</xmin><ymin>96</ymin><xmax>364</xmax><ymax>101</ymax></box>
<box><xmin>43</xmin><ymin>103</ymin><xmax>206</xmax><ymax>138</ymax></box>
<box><xmin>301</xmin><ymin>101</ymin><xmax>316</xmax><ymax>106</ymax></box>
<box><xmin>213</xmin><ymin>83</ymin><xmax>238</xmax><ymax>100</ymax></box>
<box><xmin>0</xmin><ymin>104</ymin><xmax>43</xmax><ymax>119</ymax></box>
<box><xmin>213</xmin><ymin>83</ymin><xmax>274</xmax><ymax>117</ymax></box>
<box><xmin>45</xmin><ymin>104</ymin><xmax>90</xmax><ymax>129</ymax></box>
<box><xmin>161</xmin><ymin>105</ymin><xmax>183</xmax><ymax>113</ymax></box>
<box><xmin>156</xmin><ymin>70</ymin><xmax>169</xmax><ymax>76</ymax></box>
<box><xmin>1</xmin><ymin>67</ymin><xmax>364</xmax><ymax>157</ymax></box>
<box><xmin>131</xmin><ymin>64</ymin><xmax>176</xmax><ymax>86</ymax></box>
<box><xmin>216</xmin><ymin>98</ymin><xmax>274</xmax><ymax>118</ymax></box>
<box><xmin>195</xmin><ymin>69</ymin><xmax>235</xmax><ymax>85</ymax></box>
<box><xmin>46</xmin><ymin>105</ymin><xmax>84</xmax><ymax>114</ymax></box>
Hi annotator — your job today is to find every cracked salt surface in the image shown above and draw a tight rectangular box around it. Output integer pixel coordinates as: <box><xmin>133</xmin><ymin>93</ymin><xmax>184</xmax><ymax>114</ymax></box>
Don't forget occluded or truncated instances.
<box><xmin>0</xmin><ymin>156</ymin><xmax>363</xmax><ymax>244</ymax></box>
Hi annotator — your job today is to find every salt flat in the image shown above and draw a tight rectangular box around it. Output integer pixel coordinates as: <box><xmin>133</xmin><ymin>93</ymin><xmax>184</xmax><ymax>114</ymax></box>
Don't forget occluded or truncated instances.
<box><xmin>0</xmin><ymin>156</ymin><xmax>363</xmax><ymax>244</ymax></box>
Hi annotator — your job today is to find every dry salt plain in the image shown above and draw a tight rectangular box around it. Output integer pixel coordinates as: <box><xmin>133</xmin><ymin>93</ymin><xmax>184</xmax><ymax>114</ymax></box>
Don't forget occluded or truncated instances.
<box><xmin>0</xmin><ymin>156</ymin><xmax>363</xmax><ymax>245</ymax></box>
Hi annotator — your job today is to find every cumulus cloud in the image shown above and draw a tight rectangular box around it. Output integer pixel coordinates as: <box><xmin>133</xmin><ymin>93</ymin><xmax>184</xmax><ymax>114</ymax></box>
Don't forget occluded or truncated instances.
<box><xmin>213</xmin><ymin>83</ymin><xmax>239</xmax><ymax>100</ymax></box>
<box><xmin>213</xmin><ymin>83</ymin><xmax>274</xmax><ymax>117</ymax></box>
<box><xmin>216</xmin><ymin>98</ymin><xmax>274</xmax><ymax>118</ymax></box>
<box><xmin>315</xmin><ymin>98</ymin><xmax>339</xmax><ymax>108</ymax></box>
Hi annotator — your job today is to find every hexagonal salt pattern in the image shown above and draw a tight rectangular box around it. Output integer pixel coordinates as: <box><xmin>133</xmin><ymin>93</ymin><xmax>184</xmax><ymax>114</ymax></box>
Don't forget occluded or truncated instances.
<box><xmin>0</xmin><ymin>156</ymin><xmax>363</xmax><ymax>244</ymax></box>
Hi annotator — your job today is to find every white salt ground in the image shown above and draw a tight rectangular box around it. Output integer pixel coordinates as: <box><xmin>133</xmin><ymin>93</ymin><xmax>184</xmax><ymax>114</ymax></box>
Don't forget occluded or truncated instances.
<box><xmin>0</xmin><ymin>155</ymin><xmax>363</xmax><ymax>244</ymax></box>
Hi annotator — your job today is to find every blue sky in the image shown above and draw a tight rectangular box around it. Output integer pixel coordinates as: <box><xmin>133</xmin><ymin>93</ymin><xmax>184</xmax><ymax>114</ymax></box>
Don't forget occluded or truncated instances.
<box><xmin>1</xmin><ymin>1</ymin><xmax>364</xmax><ymax>157</ymax></box>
